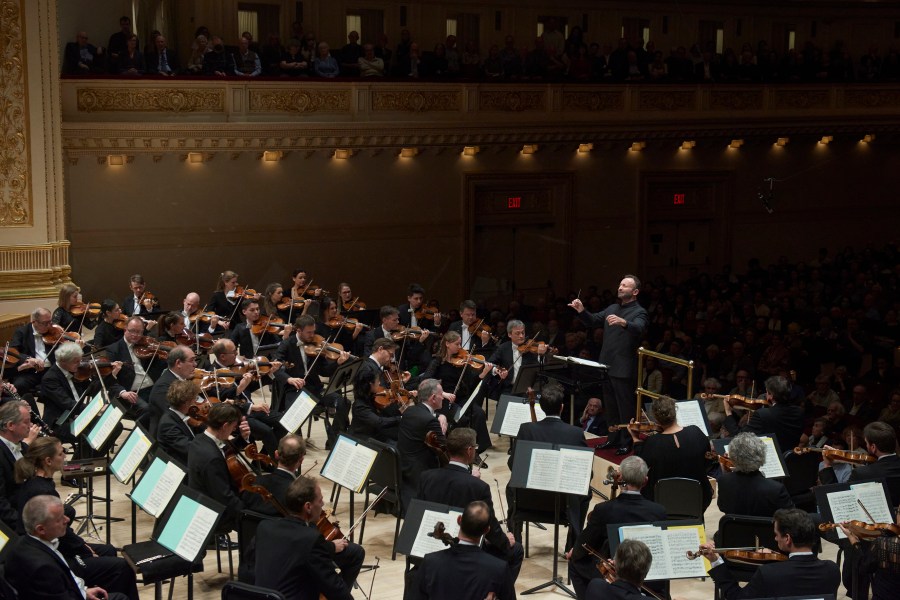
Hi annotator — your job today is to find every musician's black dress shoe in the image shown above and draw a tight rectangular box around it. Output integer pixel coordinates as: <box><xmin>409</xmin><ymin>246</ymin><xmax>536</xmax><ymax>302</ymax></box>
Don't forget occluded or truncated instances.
<box><xmin>615</xmin><ymin>445</ymin><xmax>632</xmax><ymax>456</ymax></box>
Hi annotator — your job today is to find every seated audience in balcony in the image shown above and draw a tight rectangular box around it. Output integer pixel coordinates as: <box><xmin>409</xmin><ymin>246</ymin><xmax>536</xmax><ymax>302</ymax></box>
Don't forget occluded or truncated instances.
<box><xmin>392</xmin><ymin>28</ymin><xmax>413</xmax><ymax>76</ymax></box>
<box><xmin>300</xmin><ymin>34</ymin><xmax>317</xmax><ymax>66</ymax></box>
<box><xmin>241</xmin><ymin>31</ymin><xmax>260</xmax><ymax>54</ymax></box>
<box><xmin>358</xmin><ymin>43</ymin><xmax>384</xmax><ymax>77</ymax></box>
<box><xmin>461</xmin><ymin>41</ymin><xmax>481</xmax><ymax>78</ymax></box>
<box><xmin>624</xmin><ymin>50</ymin><xmax>647</xmax><ymax>81</ymax></box>
<box><xmin>422</xmin><ymin>44</ymin><xmax>448</xmax><ymax>77</ymax></box>
<box><xmin>63</xmin><ymin>31</ymin><xmax>105</xmax><ymax>74</ymax></box>
<box><xmin>498</xmin><ymin>35</ymin><xmax>522</xmax><ymax>78</ymax></box>
<box><xmin>374</xmin><ymin>34</ymin><xmax>392</xmax><ymax>73</ymax></box>
<box><xmin>445</xmin><ymin>35</ymin><xmax>461</xmax><ymax>76</ymax></box>
<box><xmin>483</xmin><ymin>45</ymin><xmax>502</xmax><ymax>78</ymax></box>
<box><xmin>203</xmin><ymin>36</ymin><xmax>229</xmax><ymax>77</ymax></box>
<box><xmin>340</xmin><ymin>31</ymin><xmax>362</xmax><ymax>76</ymax></box>
<box><xmin>185</xmin><ymin>35</ymin><xmax>208</xmax><ymax>75</ymax></box>
<box><xmin>648</xmin><ymin>50</ymin><xmax>667</xmax><ymax>81</ymax></box>
<box><xmin>107</xmin><ymin>15</ymin><xmax>136</xmax><ymax>70</ymax></box>
<box><xmin>114</xmin><ymin>34</ymin><xmax>144</xmax><ymax>76</ymax></box>
<box><xmin>233</xmin><ymin>36</ymin><xmax>261</xmax><ymax>76</ymax></box>
<box><xmin>146</xmin><ymin>35</ymin><xmax>177</xmax><ymax>76</ymax></box>
<box><xmin>569</xmin><ymin>44</ymin><xmax>592</xmax><ymax>81</ymax></box>
<box><xmin>280</xmin><ymin>39</ymin><xmax>309</xmax><ymax>77</ymax></box>
<box><xmin>260</xmin><ymin>33</ymin><xmax>284</xmax><ymax>76</ymax></box>
<box><xmin>313</xmin><ymin>42</ymin><xmax>340</xmax><ymax>78</ymax></box>
<box><xmin>859</xmin><ymin>45</ymin><xmax>882</xmax><ymax>80</ymax></box>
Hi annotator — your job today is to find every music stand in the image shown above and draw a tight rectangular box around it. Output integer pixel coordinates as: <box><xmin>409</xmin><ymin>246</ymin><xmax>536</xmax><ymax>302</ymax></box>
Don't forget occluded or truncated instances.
<box><xmin>324</xmin><ymin>357</ymin><xmax>363</xmax><ymax>396</ymax></box>
<box><xmin>713</xmin><ymin>433</ymin><xmax>788</xmax><ymax>479</ymax></box>
<box><xmin>511</xmin><ymin>363</ymin><xmax>542</xmax><ymax>396</ymax></box>
<box><xmin>397</xmin><ymin>498</ymin><xmax>465</xmax><ymax>562</ymax></box>
<box><xmin>109</xmin><ymin>424</ymin><xmax>154</xmax><ymax>544</ymax></box>
<box><xmin>548</xmin><ymin>355</ymin><xmax>608</xmax><ymax>425</ymax></box>
<box><xmin>321</xmin><ymin>433</ymin><xmax>380</xmax><ymax>540</ymax></box>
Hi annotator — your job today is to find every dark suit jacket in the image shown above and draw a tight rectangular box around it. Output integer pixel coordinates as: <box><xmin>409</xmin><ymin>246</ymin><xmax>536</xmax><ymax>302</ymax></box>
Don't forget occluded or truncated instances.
<box><xmin>187</xmin><ymin>433</ymin><xmax>245</xmax><ymax>530</ymax></box>
<box><xmin>147</xmin><ymin>369</ymin><xmax>180</xmax><ymax>437</ymax></box>
<box><xmin>230</xmin><ymin>323</ymin><xmax>279</xmax><ymax>359</ymax></box>
<box><xmin>717</xmin><ymin>470</ymin><xmax>794</xmax><ymax>517</ymax></box>
<box><xmin>819</xmin><ymin>453</ymin><xmax>900</xmax><ymax>506</ymax></box>
<box><xmin>511</xmin><ymin>416</ymin><xmax>587</xmax><ymax>468</ymax></box>
<box><xmin>39</xmin><ymin>364</ymin><xmax>122</xmax><ymax>427</ymax></box>
<box><xmin>418</xmin><ymin>543</ymin><xmax>515</xmax><ymax>600</ymax></box>
<box><xmin>145</xmin><ymin>48</ymin><xmax>179</xmax><ymax>74</ymax></box>
<box><xmin>252</xmin><ymin>469</ymin><xmax>296</xmax><ymax>516</ymax></box>
<box><xmin>398</xmin><ymin>403</ymin><xmax>443</xmax><ymax>493</ymax></box>
<box><xmin>571</xmin><ymin>492</ymin><xmax>667</xmax><ymax>561</ymax></box>
<box><xmin>577</xmin><ymin>301</ymin><xmax>648</xmax><ymax>379</ymax></box>
<box><xmin>585</xmin><ymin>578</ymin><xmax>646</xmax><ymax>600</ymax></box>
<box><xmin>122</xmin><ymin>296</ymin><xmax>154</xmax><ymax>317</ymax></box>
<box><xmin>709</xmin><ymin>553</ymin><xmax>840</xmax><ymax>600</ymax></box>
<box><xmin>582</xmin><ymin>415</ymin><xmax>607</xmax><ymax>436</ymax></box>
<box><xmin>418</xmin><ymin>464</ymin><xmax>512</xmax><ymax>558</ymax></box>
<box><xmin>156</xmin><ymin>409</ymin><xmax>194</xmax><ymax>466</ymax></box>
<box><xmin>723</xmin><ymin>402</ymin><xmax>805</xmax><ymax>454</ymax></box>
<box><xmin>63</xmin><ymin>42</ymin><xmax>102</xmax><ymax>74</ymax></box>
<box><xmin>10</xmin><ymin>323</ymin><xmax>56</xmax><ymax>364</ymax></box>
<box><xmin>274</xmin><ymin>335</ymin><xmax>337</xmax><ymax>396</ymax></box>
<box><xmin>104</xmin><ymin>337</ymin><xmax>165</xmax><ymax>391</ymax></box>
<box><xmin>91</xmin><ymin>321</ymin><xmax>122</xmax><ymax>353</ymax></box>
<box><xmin>5</xmin><ymin>534</ymin><xmax>86</xmax><ymax>600</ymax></box>
<box><xmin>488</xmin><ymin>341</ymin><xmax>541</xmax><ymax>394</ymax></box>
<box><xmin>448</xmin><ymin>320</ymin><xmax>495</xmax><ymax>355</ymax></box>
<box><xmin>0</xmin><ymin>440</ymin><xmax>24</xmax><ymax>529</ymax></box>
<box><xmin>255</xmin><ymin>517</ymin><xmax>353</xmax><ymax>600</ymax></box>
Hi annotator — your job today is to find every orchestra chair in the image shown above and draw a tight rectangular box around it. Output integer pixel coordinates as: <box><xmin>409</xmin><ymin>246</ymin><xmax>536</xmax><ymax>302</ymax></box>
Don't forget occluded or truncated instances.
<box><xmin>654</xmin><ymin>477</ymin><xmax>704</xmax><ymax>520</ymax></box>
<box><xmin>121</xmin><ymin>541</ymin><xmax>204</xmax><ymax>600</ymax></box>
<box><xmin>712</xmin><ymin>514</ymin><xmax>776</xmax><ymax>600</ymax></box>
<box><xmin>358</xmin><ymin>439</ymin><xmax>403</xmax><ymax>559</ymax></box>
<box><xmin>782</xmin><ymin>450</ymin><xmax>821</xmax><ymax>512</ymax></box>
<box><xmin>511</xmin><ymin>488</ymin><xmax>570</xmax><ymax>558</ymax></box>
<box><xmin>237</xmin><ymin>510</ymin><xmax>279</xmax><ymax>584</ymax></box>
<box><xmin>221</xmin><ymin>580</ymin><xmax>286</xmax><ymax>600</ymax></box>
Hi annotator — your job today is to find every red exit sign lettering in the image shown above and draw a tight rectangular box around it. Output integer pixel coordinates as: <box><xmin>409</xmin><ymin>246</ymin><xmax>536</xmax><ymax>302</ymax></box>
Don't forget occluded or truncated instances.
<box><xmin>673</xmin><ymin>193</ymin><xmax>685</xmax><ymax>205</ymax></box>
<box><xmin>508</xmin><ymin>196</ymin><xmax>522</xmax><ymax>209</ymax></box>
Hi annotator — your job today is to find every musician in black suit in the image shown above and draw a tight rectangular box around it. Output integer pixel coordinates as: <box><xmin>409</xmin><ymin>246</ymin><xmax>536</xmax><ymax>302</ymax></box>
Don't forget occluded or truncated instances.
<box><xmin>8</xmin><ymin>307</ymin><xmax>57</xmax><ymax>412</ymax></box>
<box><xmin>103</xmin><ymin>316</ymin><xmax>155</xmax><ymax>430</ymax></box>
<box><xmin>487</xmin><ymin>319</ymin><xmax>548</xmax><ymax>397</ymax></box>
<box><xmin>230</xmin><ymin>298</ymin><xmax>283</xmax><ymax>358</ymax></box>
<box><xmin>579</xmin><ymin>396</ymin><xmax>607</xmax><ymax>436</ymax></box>
<box><xmin>585</xmin><ymin>539</ymin><xmax>654</xmax><ymax>600</ymax></box>
<box><xmin>255</xmin><ymin>476</ymin><xmax>363</xmax><ymax>600</ymax></box>
<box><xmin>568</xmin><ymin>455</ymin><xmax>667</xmax><ymax>599</ymax></box>
<box><xmin>449</xmin><ymin>299</ymin><xmax>496</xmax><ymax>355</ymax></box>
<box><xmin>416</xmin><ymin>500</ymin><xmax>516</xmax><ymax>600</ymax></box>
<box><xmin>274</xmin><ymin>315</ymin><xmax>352</xmax><ymax>449</ymax></box>
<box><xmin>6</xmin><ymin>495</ymin><xmax>131</xmax><ymax>600</ymax></box>
<box><xmin>569</xmin><ymin>275</ymin><xmax>649</xmax><ymax>455</ymax></box>
<box><xmin>207</xmin><ymin>270</ymin><xmax>241</xmax><ymax>330</ymax></box>
<box><xmin>351</xmin><ymin>337</ymin><xmax>406</xmax><ymax>443</ymax></box>
<box><xmin>819</xmin><ymin>420</ymin><xmax>900</xmax><ymax>505</ymax></box>
<box><xmin>252</xmin><ymin>433</ymin><xmax>305</xmax><ymax>516</ymax></box>
<box><xmin>187</xmin><ymin>402</ymin><xmax>250</xmax><ymax>531</ymax></box>
<box><xmin>0</xmin><ymin>400</ymin><xmax>40</xmax><ymax>530</ymax></box>
<box><xmin>700</xmin><ymin>508</ymin><xmax>840</xmax><ymax>599</ymax></box>
<box><xmin>508</xmin><ymin>382</ymin><xmax>588</xmax><ymax>548</ymax></box>
<box><xmin>363</xmin><ymin>305</ymin><xmax>426</xmax><ymax>374</ymax></box>
<box><xmin>122</xmin><ymin>273</ymin><xmax>158</xmax><ymax>317</ymax></box>
<box><xmin>723</xmin><ymin>375</ymin><xmax>804</xmax><ymax>453</ymax></box>
<box><xmin>397</xmin><ymin>283</ymin><xmax>441</xmax><ymax>370</ymax></box>
<box><xmin>398</xmin><ymin>378</ymin><xmax>447</xmax><ymax>512</ymax></box>
<box><xmin>417</xmin><ymin>428</ymin><xmax>524</xmax><ymax>581</ymax></box>
<box><xmin>716</xmin><ymin>432</ymin><xmax>793</xmax><ymax>518</ymax></box>
<box><xmin>147</xmin><ymin>345</ymin><xmax>197</xmax><ymax>437</ymax></box>
<box><xmin>156</xmin><ymin>380</ymin><xmax>198</xmax><ymax>466</ymax></box>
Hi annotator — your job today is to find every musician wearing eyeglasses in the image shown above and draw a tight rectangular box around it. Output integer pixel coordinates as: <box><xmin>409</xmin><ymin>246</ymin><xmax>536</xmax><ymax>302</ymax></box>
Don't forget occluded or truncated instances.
<box><xmin>8</xmin><ymin>308</ymin><xmax>57</xmax><ymax>414</ymax></box>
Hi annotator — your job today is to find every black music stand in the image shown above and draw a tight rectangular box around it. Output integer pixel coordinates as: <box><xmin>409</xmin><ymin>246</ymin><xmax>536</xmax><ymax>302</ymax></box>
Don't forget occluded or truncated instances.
<box><xmin>547</xmin><ymin>355</ymin><xmax>608</xmax><ymax>425</ymax></box>
<box><xmin>324</xmin><ymin>357</ymin><xmax>363</xmax><ymax>396</ymax></box>
<box><xmin>109</xmin><ymin>424</ymin><xmax>155</xmax><ymax>544</ymax></box>
<box><xmin>321</xmin><ymin>433</ymin><xmax>380</xmax><ymax>531</ymax></box>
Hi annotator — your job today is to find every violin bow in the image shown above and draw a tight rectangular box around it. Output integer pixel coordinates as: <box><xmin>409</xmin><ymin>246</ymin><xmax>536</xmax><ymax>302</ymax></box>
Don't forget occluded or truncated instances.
<box><xmin>88</xmin><ymin>355</ymin><xmax>112</xmax><ymax>404</ymax></box>
<box><xmin>300</xmin><ymin>459</ymin><xmax>318</xmax><ymax>477</ymax></box>
<box><xmin>858</xmin><ymin>499</ymin><xmax>877</xmax><ymax>523</ymax></box>
<box><xmin>451</xmin><ymin>352</ymin><xmax>470</xmax><ymax>397</ymax></box>
<box><xmin>342</xmin><ymin>487</ymin><xmax>389</xmax><ymax>539</ymax></box>
<box><xmin>493</xmin><ymin>478</ymin><xmax>509</xmax><ymax>526</ymax></box>
<box><xmin>0</xmin><ymin>343</ymin><xmax>8</xmax><ymax>385</ymax></box>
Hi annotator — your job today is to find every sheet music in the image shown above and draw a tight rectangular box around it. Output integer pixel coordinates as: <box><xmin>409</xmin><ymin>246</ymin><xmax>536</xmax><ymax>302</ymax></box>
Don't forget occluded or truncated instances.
<box><xmin>133</xmin><ymin>459</ymin><xmax>186</xmax><ymax>517</ymax></box>
<box><xmin>158</xmin><ymin>496</ymin><xmax>219</xmax><ymax>561</ymax></box>
<box><xmin>827</xmin><ymin>482</ymin><xmax>893</xmax><ymax>539</ymax></box>
<box><xmin>725</xmin><ymin>436</ymin><xmax>784</xmax><ymax>478</ymax></box>
<box><xmin>526</xmin><ymin>449</ymin><xmax>561</xmax><ymax>491</ymax></box>
<box><xmin>87</xmin><ymin>404</ymin><xmax>123</xmax><ymax>450</ymax></box>
<box><xmin>455</xmin><ymin>380</ymin><xmax>483</xmax><ymax>423</ymax></box>
<box><xmin>557</xmin><ymin>447</ymin><xmax>594</xmax><ymax>495</ymax></box>
<box><xmin>621</xmin><ymin>526</ymin><xmax>668</xmax><ymax>580</ymax></box>
<box><xmin>499</xmin><ymin>402</ymin><xmax>546</xmax><ymax>437</ymax></box>
<box><xmin>71</xmin><ymin>392</ymin><xmax>105</xmax><ymax>436</ymax></box>
<box><xmin>552</xmin><ymin>355</ymin><xmax>608</xmax><ymax>369</ymax></box>
<box><xmin>409</xmin><ymin>509</ymin><xmax>463</xmax><ymax>558</ymax></box>
<box><xmin>321</xmin><ymin>436</ymin><xmax>377</xmax><ymax>492</ymax></box>
<box><xmin>0</xmin><ymin>529</ymin><xmax>8</xmax><ymax>553</ymax></box>
<box><xmin>279</xmin><ymin>391</ymin><xmax>317</xmax><ymax>434</ymax></box>
<box><xmin>111</xmin><ymin>428</ymin><xmax>153</xmax><ymax>483</ymax></box>
<box><xmin>620</xmin><ymin>524</ymin><xmax>706</xmax><ymax>580</ymax></box>
<box><xmin>675</xmin><ymin>401</ymin><xmax>708</xmax><ymax>436</ymax></box>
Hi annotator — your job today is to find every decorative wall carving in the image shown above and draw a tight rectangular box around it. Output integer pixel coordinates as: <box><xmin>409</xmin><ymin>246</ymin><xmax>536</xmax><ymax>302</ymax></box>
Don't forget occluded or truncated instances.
<box><xmin>637</xmin><ymin>90</ymin><xmax>696</xmax><ymax>111</ymax></box>
<box><xmin>710</xmin><ymin>90</ymin><xmax>764</xmax><ymax>110</ymax></box>
<box><xmin>844</xmin><ymin>89</ymin><xmax>900</xmax><ymax>109</ymax></box>
<box><xmin>773</xmin><ymin>89</ymin><xmax>830</xmax><ymax>110</ymax></box>
<box><xmin>372</xmin><ymin>90</ymin><xmax>460</xmax><ymax>112</ymax></box>
<box><xmin>479</xmin><ymin>91</ymin><xmax>545</xmax><ymax>112</ymax></box>
<box><xmin>248</xmin><ymin>89</ymin><xmax>351</xmax><ymax>113</ymax></box>
<box><xmin>561</xmin><ymin>91</ymin><xmax>624</xmax><ymax>111</ymax></box>
<box><xmin>0</xmin><ymin>0</ymin><xmax>31</xmax><ymax>226</ymax></box>
<box><xmin>77</xmin><ymin>88</ymin><xmax>225</xmax><ymax>112</ymax></box>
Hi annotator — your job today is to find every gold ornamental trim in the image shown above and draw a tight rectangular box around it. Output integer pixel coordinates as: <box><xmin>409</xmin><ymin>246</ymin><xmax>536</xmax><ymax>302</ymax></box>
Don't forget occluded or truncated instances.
<box><xmin>561</xmin><ymin>91</ymin><xmax>624</xmax><ymax>112</ymax></box>
<box><xmin>637</xmin><ymin>90</ymin><xmax>696</xmax><ymax>111</ymax></box>
<box><xmin>0</xmin><ymin>0</ymin><xmax>32</xmax><ymax>226</ymax></box>
<box><xmin>709</xmin><ymin>90</ymin><xmax>764</xmax><ymax>110</ymax></box>
<box><xmin>844</xmin><ymin>89</ymin><xmax>900</xmax><ymax>109</ymax></box>
<box><xmin>478</xmin><ymin>91</ymin><xmax>546</xmax><ymax>112</ymax></box>
<box><xmin>0</xmin><ymin>241</ymin><xmax>71</xmax><ymax>300</ymax></box>
<box><xmin>773</xmin><ymin>89</ymin><xmax>830</xmax><ymax>110</ymax></box>
<box><xmin>248</xmin><ymin>89</ymin><xmax>351</xmax><ymax>113</ymax></box>
<box><xmin>371</xmin><ymin>90</ymin><xmax>461</xmax><ymax>112</ymax></box>
<box><xmin>77</xmin><ymin>88</ymin><xmax>225</xmax><ymax>112</ymax></box>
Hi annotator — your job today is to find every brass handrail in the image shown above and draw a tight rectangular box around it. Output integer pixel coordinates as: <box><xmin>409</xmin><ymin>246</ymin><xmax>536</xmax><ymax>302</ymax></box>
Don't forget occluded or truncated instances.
<box><xmin>635</xmin><ymin>347</ymin><xmax>695</xmax><ymax>417</ymax></box>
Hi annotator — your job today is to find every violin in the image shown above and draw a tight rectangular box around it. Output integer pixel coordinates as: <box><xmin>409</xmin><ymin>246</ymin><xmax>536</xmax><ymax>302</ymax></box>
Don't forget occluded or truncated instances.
<box><xmin>413</xmin><ymin>302</ymin><xmax>446</xmax><ymax>322</ymax></box>
<box><xmin>316</xmin><ymin>509</ymin><xmax>345</xmax><ymax>542</ymax></box>
<box><xmin>175</xmin><ymin>330</ymin><xmax>214</xmax><ymax>350</ymax></box>
<box><xmin>517</xmin><ymin>339</ymin><xmax>558</xmax><ymax>355</ymax></box>
<box><xmin>74</xmin><ymin>359</ymin><xmax>121</xmax><ymax>381</ymax></box>
<box><xmin>582</xmin><ymin>544</ymin><xmax>665</xmax><ymax>600</ymax></box>
<box><xmin>0</xmin><ymin>346</ymin><xmax>24</xmax><ymax>368</ymax></box>
<box><xmin>296</xmin><ymin>281</ymin><xmax>329</xmax><ymax>298</ymax></box>
<box><xmin>686</xmin><ymin>546</ymin><xmax>787</xmax><ymax>565</ymax></box>
<box><xmin>132</xmin><ymin>338</ymin><xmax>175</xmax><ymax>360</ymax></box>
<box><xmin>429</xmin><ymin>521</ymin><xmax>457</xmax><ymax>547</ymax></box>
<box><xmin>70</xmin><ymin>302</ymin><xmax>101</xmax><ymax>318</ymax></box>
<box><xmin>819</xmin><ymin>520</ymin><xmax>900</xmax><ymax>540</ymax></box>
<box><xmin>303</xmin><ymin>335</ymin><xmax>354</xmax><ymax>361</ymax></box>
<box><xmin>705</xmin><ymin>450</ymin><xmax>735</xmax><ymax>472</ymax></box>
<box><xmin>233</xmin><ymin>286</ymin><xmax>260</xmax><ymax>301</ymax></box>
<box><xmin>702</xmin><ymin>392</ymin><xmax>772</xmax><ymax>411</ymax></box>
<box><xmin>42</xmin><ymin>325</ymin><xmax>82</xmax><ymax>345</ymax></box>
<box><xmin>342</xmin><ymin>298</ymin><xmax>366</xmax><ymax>312</ymax></box>
<box><xmin>425</xmin><ymin>431</ymin><xmax>450</xmax><ymax>467</ymax></box>
<box><xmin>608</xmin><ymin>420</ymin><xmax>662</xmax><ymax>435</ymax></box>
<box><xmin>447</xmin><ymin>349</ymin><xmax>489</xmax><ymax>370</ymax></box>
<box><xmin>326</xmin><ymin>317</ymin><xmax>371</xmax><ymax>331</ymax></box>
<box><xmin>188</xmin><ymin>311</ymin><xmax>220</xmax><ymax>325</ymax></box>
<box><xmin>250</xmin><ymin>315</ymin><xmax>288</xmax><ymax>336</ymax></box>
<box><xmin>466</xmin><ymin>319</ymin><xmax>499</xmax><ymax>343</ymax></box>
<box><xmin>277</xmin><ymin>297</ymin><xmax>310</xmax><ymax>312</ymax></box>
<box><xmin>374</xmin><ymin>362</ymin><xmax>412</xmax><ymax>411</ymax></box>
<box><xmin>390</xmin><ymin>326</ymin><xmax>432</xmax><ymax>341</ymax></box>
<box><xmin>138</xmin><ymin>292</ymin><xmax>159</xmax><ymax>310</ymax></box>
<box><xmin>236</xmin><ymin>356</ymin><xmax>288</xmax><ymax>377</ymax></box>
<box><xmin>112</xmin><ymin>314</ymin><xmax>153</xmax><ymax>331</ymax></box>
<box><xmin>793</xmin><ymin>446</ymin><xmax>876</xmax><ymax>466</ymax></box>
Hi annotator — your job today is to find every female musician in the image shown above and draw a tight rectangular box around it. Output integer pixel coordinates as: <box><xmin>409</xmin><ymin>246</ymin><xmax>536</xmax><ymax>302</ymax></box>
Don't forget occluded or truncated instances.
<box><xmin>350</xmin><ymin>337</ymin><xmax>405</xmax><ymax>443</ymax></box>
<box><xmin>631</xmin><ymin>394</ymin><xmax>713</xmax><ymax>512</ymax></box>
<box><xmin>208</xmin><ymin>270</ymin><xmax>241</xmax><ymax>329</ymax></box>
<box><xmin>92</xmin><ymin>299</ymin><xmax>125</xmax><ymax>350</ymax></box>
<box><xmin>337</xmin><ymin>282</ymin><xmax>364</xmax><ymax>313</ymax></box>
<box><xmin>416</xmin><ymin>331</ymin><xmax>494</xmax><ymax>454</ymax></box>
<box><xmin>317</xmin><ymin>296</ymin><xmax>364</xmax><ymax>352</ymax></box>
<box><xmin>52</xmin><ymin>282</ymin><xmax>93</xmax><ymax>332</ymax></box>
<box><xmin>715</xmin><ymin>432</ymin><xmax>793</xmax><ymax>518</ymax></box>
<box><xmin>12</xmin><ymin>437</ymin><xmax>138</xmax><ymax>598</ymax></box>
<box><xmin>156</xmin><ymin>312</ymin><xmax>186</xmax><ymax>344</ymax></box>
<box><xmin>289</xmin><ymin>268</ymin><xmax>323</xmax><ymax>300</ymax></box>
<box><xmin>261</xmin><ymin>282</ymin><xmax>291</xmax><ymax>321</ymax></box>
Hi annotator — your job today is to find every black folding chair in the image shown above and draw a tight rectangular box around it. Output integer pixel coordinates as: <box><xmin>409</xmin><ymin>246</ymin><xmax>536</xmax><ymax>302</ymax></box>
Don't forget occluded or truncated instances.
<box><xmin>221</xmin><ymin>581</ymin><xmax>286</xmax><ymax>600</ymax></box>
<box><xmin>654</xmin><ymin>477</ymin><xmax>704</xmax><ymax>520</ymax></box>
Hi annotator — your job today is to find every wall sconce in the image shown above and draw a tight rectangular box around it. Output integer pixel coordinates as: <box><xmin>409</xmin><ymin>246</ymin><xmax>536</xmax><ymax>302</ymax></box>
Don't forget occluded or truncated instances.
<box><xmin>462</xmin><ymin>146</ymin><xmax>480</xmax><ymax>156</ymax></box>
<box><xmin>399</xmin><ymin>147</ymin><xmax>419</xmax><ymax>158</ymax></box>
<box><xmin>630</xmin><ymin>142</ymin><xmax>646</xmax><ymax>152</ymax></box>
<box><xmin>521</xmin><ymin>144</ymin><xmax>539</xmax><ymax>155</ymax></box>
<box><xmin>187</xmin><ymin>152</ymin><xmax>205</xmax><ymax>163</ymax></box>
<box><xmin>262</xmin><ymin>150</ymin><xmax>283</xmax><ymax>162</ymax></box>
<box><xmin>861</xmin><ymin>134</ymin><xmax>876</xmax><ymax>143</ymax></box>
<box><xmin>577</xmin><ymin>143</ymin><xmax>594</xmax><ymax>153</ymax></box>
<box><xmin>729</xmin><ymin>139</ymin><xmax>744</xmax><ymax>149</ymax></box>
<box><xmin>333</xmin><ymin>149</ymin><xmax>353</xmax><ymax>160</ymax></box>
<box><xmin>107</xmin><ymin>154</ymin><xmax>127</xmax><ymax>166</ymax></box>
<box><xmin>775</xmin><ymin>137</ymin><xmax>789</xmax><ymax>147</ymax></box>
<box><xmin>680</xmin><ymin>140</ymin><xmax>696</xmax><ymax>150</ymax></box>
<box><xmin>819</xmin><ymin>135</ymin><xmax>833</xmax><ymax>145</ymax></box>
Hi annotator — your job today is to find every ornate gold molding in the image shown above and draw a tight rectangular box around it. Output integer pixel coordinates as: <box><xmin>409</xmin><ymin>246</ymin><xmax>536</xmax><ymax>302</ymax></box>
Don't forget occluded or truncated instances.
<box><xmin>561</xmin><ymin>91</ymin><xmax>624</xmax><ymax>111</ymax></box>
<box><xmin>637</xmin><ymin>90</ymin><xmax>696</xmax><ymax>111</ymax></box>
<box><xmin>844</xmin><ymin>89</ymin><xmax>900</xmax><ymax>109</ymax></box>
<box><xmin>0</xmin><ymin>241</ymin><xmax>71</xmax><ymax>300</ymax></box>
<box><xmin>709</xmin><ymin>90</ymin><xmax>764</xmax><ymax>110</ymax></box>
<box><xmin>479</xmin><ymin>91</ymin><xmax>546</xmax><ymax>112</ymax></box>
<box><xmin>248</xmin><ymin>89</ymin><xmax>351</xmax><ymax>113</ymax></box>
<box><xmin>773</xmin><ymin>89</ymin><xmax>830</xmax><ymax>110</ymax></box>
<box><xmin>77</xmin><ymin>88</ymin><xmax>225</xmax><ymax>112</ymax></box>
<box><xmin>0</xmin><ymin>0</ymin><xmax>31</xmax><ymax>226</ymax></box>
<box><xmin>372</xmin><ymin>90</ymin><xmax>461</xmax><ymax>112</ymax></box>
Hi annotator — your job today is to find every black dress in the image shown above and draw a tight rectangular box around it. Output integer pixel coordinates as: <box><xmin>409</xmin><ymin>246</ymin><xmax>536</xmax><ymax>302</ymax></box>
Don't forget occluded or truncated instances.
<box><xmin>207</xmin><ymin>290</ymin><xmax>241</xmax><ymax>329</ymax></box>
<box><xmin>634</xmin><ymin>424</ymin><xmax>713</xmax><ymax>511</ymax></box>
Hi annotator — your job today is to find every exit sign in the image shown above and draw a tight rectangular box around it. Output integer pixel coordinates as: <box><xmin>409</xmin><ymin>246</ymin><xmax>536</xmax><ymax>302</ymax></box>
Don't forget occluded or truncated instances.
<box><xmin>508</xmin><ymin>196</ymin><xmax>522</xmax><ymax>209</ymax></box>
<box><xmin>673</xmin><ymin>193</ymin><xmax>685</xmax><ymax>205</ymax></box>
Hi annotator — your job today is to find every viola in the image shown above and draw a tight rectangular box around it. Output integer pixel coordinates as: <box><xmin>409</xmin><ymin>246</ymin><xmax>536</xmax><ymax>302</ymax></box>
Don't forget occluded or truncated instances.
<box><xmin>132</xmin><ymin>338</ymin><xmax>175</xmax><ymax>360</ymax></box>
<box><xmin>250</xmin><ymin>315</ymin><xmax>288</xmax><ymax>336</ymax></box>
<box><xmin>425</xmin><ymin>431</ymin><xmax>450</xmax><ymax>467</ymax></box>
<box><xmin>390</xmin><ymin>325</ymin><xmax>432</xmax><ymax>341</ymax></box>
<box><xmin>608</xmin><ymin>420</ymin><xmax>662</xmax><ymax>435</ymax></box>
<box><xmin>413</xmin><ymin>302</ymin><xmax>446</xmax><ymax>322</ymax></box>
<box><xmin>602</xmin><ymin>466</ymin><xmax>621</xmax><ymax>499</ymax></box>
<box><xmin>303</xmin><ymin>335</ymin><xmax>354</xmax><ymax>361</ymax></box>
<box><xmin>316</xmin><ymin>509</ymin><xmax>345</xmax><ymax>542</ymax></box>
<box><xmin>702</xmin><ymin>392</ymin><xmax>772</xmax><ymax>411</ymax></box>
<box><xmin>42</xmin><ymin>325</ymin><xmax>82</xmax><ymax>346</ymax></box>
<box><xmin>74</xmin><ymin>359</ymin><xmax>121</xmax><ymax>381</ymax></box>
<box><xmin>326</xmin><ymin>317</ymin><xmax>371</xmax><ymax>331</ymax></box>
<box><xmin>705</xmin><ymin>450</ymin><xmax>735</xmax><ymax>472</ymax></box>
<box><xmin>342</xmin><ymin>297</ymin><xmax>366</xmax><ymax>312</ymax></box>
<box><xmin>233</xmin><ymin>286</ymin><xmax>260</xmax><ymax>301</ymax></box>
<box><xmin>582</xmin><ymin>544</ymin><xmax>665</xmax><ymax>600</ymax></box>
<box><xmin>70</xmin><ymin>302</ymin><xmax>101</xmax><ymax>318</ymax></box>
<box><xmin>466</xmin><ymin>319</ymin><xmax>499</xmax><ymax>343</ymax></box>
<box><xmin>277</xmin><ymin>298</ymin><xmax>310</xmax><ymax>312</ymax></box>
<box><xmin>686</xmin><ymin>546</ymin><xmax>787</xmax><ymax>565</ymax></box>
<box><xmin>447</xmin><ymin>349</ymin><xmax>489</xmax><ymax>370</ymax></box>
<box><xmin>374</xmin><ymin>362</ymin><xmax>412</xmax><ymax>411</ymax></box>
<box><xmin>818</xmin><ymin>521</ymin><xmax>900</xmax><ymax>540</ymax></box>
<box><xmin>186</xmin><ymin>399</ymin><xmax>211</xmax><ymax>428</ymax></box>
<box><xmin>518</xmin><ymin>339</ymin><xmax>558</xmax><ymax>355</ymax></box>
<box><xmin>793</xmin><ymin>446</ymin><xmax>876</xmax><ymax>466</ymax></box>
